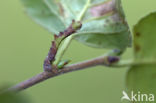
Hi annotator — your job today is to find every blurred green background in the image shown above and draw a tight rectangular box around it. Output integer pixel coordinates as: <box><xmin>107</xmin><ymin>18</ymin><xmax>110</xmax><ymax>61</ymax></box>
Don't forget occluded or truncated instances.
<box><xmin>0</xmin><ymin>0</ymin><xmax>156</xmax><ymax>103</ymax></box>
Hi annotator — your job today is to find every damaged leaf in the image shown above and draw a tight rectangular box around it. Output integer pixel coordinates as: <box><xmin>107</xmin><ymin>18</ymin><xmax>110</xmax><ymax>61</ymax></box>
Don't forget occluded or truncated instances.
<box><xmin>21</xmin><ymin>0</ymin><xmax>131</xmax><ymax>50</ymax></box>
<box><xmin>21</xmin><ymin>0</ymin><xmax>66</xmax><ymax>34</ymax></box>
<box><xmin>126</xmin><ymin>12</ymin><xmax>156</xmax><ymax>99</ymax></box>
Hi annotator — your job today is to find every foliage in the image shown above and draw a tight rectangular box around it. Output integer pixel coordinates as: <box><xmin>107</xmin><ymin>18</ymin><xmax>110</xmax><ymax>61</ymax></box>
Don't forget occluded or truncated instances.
<box><xmin>126</xmin><ymin>12</ymin><xmax>156</xmax><ymax>101</ymax></box>
<box><xmin>4</xmin><ymin>0</ymin><xmax>156</xmax><ymax>102</ymax></box>
<box><xmin>21</xmin><ymin>0</ymin><xmax>131</xmax><ymax>50</ymax></box>
<box><xmin>0</xmin><ymin>87</ymin><xmax>30</xmax><ymax>103</ymax></box>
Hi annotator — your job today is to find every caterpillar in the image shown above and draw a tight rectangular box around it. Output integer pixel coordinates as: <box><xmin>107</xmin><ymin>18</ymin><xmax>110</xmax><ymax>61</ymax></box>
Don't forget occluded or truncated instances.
<box><xmin>43</xmin><ymin>20</ymin><xmax>82</xmax><ymax>72</ymax></box>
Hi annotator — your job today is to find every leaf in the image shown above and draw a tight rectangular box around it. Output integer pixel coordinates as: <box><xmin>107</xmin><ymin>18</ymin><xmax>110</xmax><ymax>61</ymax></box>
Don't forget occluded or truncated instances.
<box><xmin>0</xmin><ymin>86</ymin><xmax>31</xmax><ymax>103</ymax></box>
<box><xmin>0</xmin><ymin>92</ymin><xmax>29</xmax><ymax>103</ymax></box>
<box><xmin>21</xmin><ymin>0</ymin><xmax>66</xmax><ymax>34</ymax></box>
<box><xmin>21</xmin><ymin>0</ymin><xmax>131</xmax><ymax>50</ymax></box>
<box><xmin>74</xmin><ymin>30</ymin><xmax>130</xmax><ymax>50</ymax></box>
<box><xmin>126</xmin><ymin>12</ymin><xmax>156</xmax><ymax>101</ymax></box>
<box><xmin>73</xmin><ymin>0</ymin><xmax>131</xmax><ymax>50</ymax></box>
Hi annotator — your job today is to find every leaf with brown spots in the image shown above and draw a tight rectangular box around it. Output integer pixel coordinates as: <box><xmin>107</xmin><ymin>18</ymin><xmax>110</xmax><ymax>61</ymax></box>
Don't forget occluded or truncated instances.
<box><xmin>21</xmin><ymin>0</ymin><xmax>66</xmax><ymax>34</ymax></box>
<box><xmin>126</xmin><ymin>12</ymin><xmax>156</xmax><ymax>99</ymax></box>
<box><xmin>21</xmin><ymin>0</ymin><xmax>131</xmax><ymax>50</ymax></box>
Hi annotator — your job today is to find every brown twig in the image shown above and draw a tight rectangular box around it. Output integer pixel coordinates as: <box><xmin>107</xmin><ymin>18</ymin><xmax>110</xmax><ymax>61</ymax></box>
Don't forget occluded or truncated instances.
<box><xmin>8</xmin><ymin>55</ymin><xmax>119</xmax><ymax>92</ymax></box>
<box><xmin>7</xmin><ymin>1</ymin><xmax>123</xmax><ymax>91</ymax></box>
<box><xmin>3</xmin><ymin>0</ymin><xmax>128</xmax><ymax>93</ymax></box>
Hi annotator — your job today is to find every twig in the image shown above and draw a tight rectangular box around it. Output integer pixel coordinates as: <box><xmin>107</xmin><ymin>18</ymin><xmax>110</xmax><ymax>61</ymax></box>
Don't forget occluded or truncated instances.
<box><xmin>8</xmin><ymin>55</ymin><xmax>119</xmax><ymax>92</ymax></box>
<box><xmin>7</xmin><ymin>0</ymin><xmax>127</xmax><ymax>92</ymax></box>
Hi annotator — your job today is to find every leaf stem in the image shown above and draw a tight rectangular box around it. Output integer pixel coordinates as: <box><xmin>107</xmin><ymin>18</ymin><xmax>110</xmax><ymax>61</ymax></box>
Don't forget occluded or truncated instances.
<box><xmin>54</xmin><ymin>35</ymin><xmax>74</xmax><ymax>65</ymax></box>
<box><xmin>83</xmin><ymin>11</ymin><xmax>114</xmax><ymax>23</ymax></box>
<box><xmin>112</xmin><ymin>59</ymin><xmax>156</xmax><ymax>67</ymax></box>
<box><xmin>89</xmin><ymin>0</ymin><xmax>111</xmax><ymax>8</ymax></box>
<box><xmin>77</xmin><ymin>0</ymin><xmax>91</xmax><ymax>21</ymax></box>
<box><xmin>44</xmin><ymin>20</ymin><xmax>82</xmax><ymax>71</ymax></box>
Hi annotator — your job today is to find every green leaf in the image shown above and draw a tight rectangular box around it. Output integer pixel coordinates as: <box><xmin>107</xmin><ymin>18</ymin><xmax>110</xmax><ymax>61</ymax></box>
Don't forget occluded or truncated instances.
<box><xmin>21</xmin><ymin>0</ymin><xmax>131</xmax><ymax>50</ymax></box>
<box><xmin>0</xmin><ymin>92</ymin><xmax>29</xmax><ymax>103</ymax></box>
<box><xmin>126</xmin><ymin>12</ymin><xmax>156</xmax><ymax>101</ymax></box>
<box><xmin>74</xmin><ymin>30</ymin><xmax>130</xmax><ymax>49</ymax></box>
<box><xmin>21</xmin><ymin>0</ymin><xmax>66</xmax><ymax>34</ymax></box>
<box><xmin>0</xmin><ymin>86</ymin><xmax>31</xmax><ymax>103</ymax></box>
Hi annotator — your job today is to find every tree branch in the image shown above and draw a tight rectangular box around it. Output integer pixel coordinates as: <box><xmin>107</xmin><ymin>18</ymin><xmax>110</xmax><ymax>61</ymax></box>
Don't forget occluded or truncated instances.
<box><xmin>6</xmin><ymin>0</ymin><xmax>124</xmax><ymax>92</ymax></box>
<box><xmin>8</xmin><ymin>55</ymin><xmax>119</xmax><ymax>92</ymax></box>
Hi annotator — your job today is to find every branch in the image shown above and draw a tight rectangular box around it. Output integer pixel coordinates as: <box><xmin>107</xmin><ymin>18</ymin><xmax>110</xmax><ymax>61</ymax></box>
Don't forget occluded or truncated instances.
<box><xmin>8</xmin><ymin>55</ymin><xmax>119</xmax><ymax>92</ymax></box>
<box><xmin>6</xmin><ymin>0</ymin><xmax>125</xmax><ymax>92</ymax></box>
